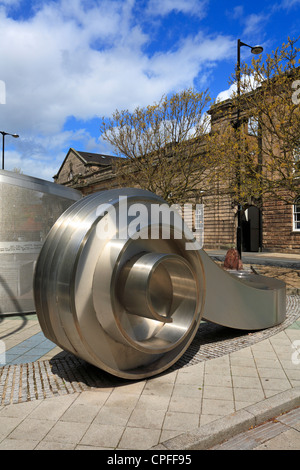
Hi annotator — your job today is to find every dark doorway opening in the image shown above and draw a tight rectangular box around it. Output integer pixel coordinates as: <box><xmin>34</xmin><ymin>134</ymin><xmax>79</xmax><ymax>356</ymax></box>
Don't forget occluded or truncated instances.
<box><xmin>241</xmin><ymin>205</ymin><xmax>262</xmax><ymax>252</ymax></box>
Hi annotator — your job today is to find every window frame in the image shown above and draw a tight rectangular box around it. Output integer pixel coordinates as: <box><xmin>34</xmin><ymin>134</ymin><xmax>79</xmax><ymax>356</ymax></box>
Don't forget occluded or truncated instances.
<box><xmin>293</xmin><ymin>146</ymin><xmax>300</xmax><ymax>174</ymax></box>
<box><xmin>248</xmin><ymin>116</ymin><xmax>259</xmax><ymax>137</ymax></box>
<box><xmin>293</xmin><ymin>197</ymin><xmax>300</xmax><ymax>232</ymax></box>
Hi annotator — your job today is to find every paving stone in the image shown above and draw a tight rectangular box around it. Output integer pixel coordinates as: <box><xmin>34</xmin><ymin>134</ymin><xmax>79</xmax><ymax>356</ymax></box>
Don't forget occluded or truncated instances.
<box><xmin>0</xmin><ymin>294</ymin><xmax>299</xmax><ymax>451</ymax></box>
<box><xmin>277</xmin><ymin>406</ymin><xmax>300</xmax><ymax>430</ymax></box>
<box><xmin>231</xmin><ymin>365</ymin><xmax>259</xmax><ymax>377</ymax></box>
<box><xmin>0</xmin><ymin>416</ymin><xmax>24</xmax><ymax>440</ymax></box>
<box><xmin>232</xmin><ymin>375</ymin><xmax>262</xmax><ymax>389</ymax></box>
<box><xmin>213</xmin><ymin>420</ymin><xmax>287</xmax><ymax>450</ymax></box>
<box><xmin>0</xmin><ymin>295</ymin><xmax>299</xmax><ymax>407</ymax></box>
<box><xmin>172</xmin><ymin>383</ymin><xmax>202</xmax><ymax>398</ymax></box>
<box><xmin>0</xmin><ymin>438</ymin><xmax>39</xmax><ymax>450</ymax></box>
<box><xmin>143</xmin><ymin>381</ymin><xmax>174</xmax><ymax>397</ymax></box>
<box><xmin>42</xmin><ymin>420</ymin><xmax>90</xmax><ymax>444</ymax></box>
<box><xmin>203</xmin><ymin>373</ymin><xmax>232</xmax><ymax>387</ymax></box>
<box><xmin>261</xmin><ymin>377</ymin><xmax>291</xmax><ymax>391</ymax></box>
<box><xmin>35</xmin><ymin>441</ymin><xmax>76</xmax><ymax>450</ymax></box>
<box><xmin>29</xmin><ymin>395</ymin><xmax>78</xmax><ymax>421</ymax></box>
<box><xmin>201</xmin><ymin>398</ymin><xmax>235</xmax><ymax>416</ymax></box>
<box><xmin>161</xmin><ymin>409</ymin><xmax>255</xmax><ymax>450</ymax></box>
<box><xmin>94</xmin><ymin>405</ymin><xmax>133</xmax><ymax>427</ymax></box>
<box><xmin>104</xmin><ymin>391</ymin><xmax>140</xmax><ymax>409</ymax></box>
<box><xmin>8</xmin><ymin>418</ymin><xmax>56</xmax><ymax>441</ymax></box>
<box><xmin>203</xmin><ymin>385</ymin><xmax>234</xmax><ymax>401</ymax></box>
<box><xmin>245</xmin><ymin>388</ymin><xmax>300</xmax><ymax>425</ymax></box>
<box><xmin>163</xmin><ymin>411</ymin><xmax>199</xmax><ymax>431</ymax></box>
<box><xmin>233</xmin><ymin>387</ymin><xmax>265</xmax><ymax>404</ymax></box>
<box><xmin>257</xmin><ymin>367</ymin><xmax>287</xmax><ymax>379</ymax></box>
<box><xmin>254</xmin><ymin>428</ymin><xmax>300</xmax><ymax>450</ymax></box>
<box><xmin>60</xmin><ymin>403</ymin><xmax>102</xmax><ymax>424</ymax></box>
<box><xmin>168</xmin><ymin>395</ymin><xmax>202</xmax><ymax>413</ymax></box>
<box><xmin>74</xmin><ymin>390</ymin><xmax>111</xmax><ymax>405</ymax></box>
<box><xmin>136</xmin><ymin>394</ymin><xmax>170</xmax><ymax>410</ymax></box>
<box><xmin>80</xmin><ymin>423</ymin><xmax>125</xmax><ymax>448</ymax></box>
<box><xmin>212</xmin><ymin>406</ymin><xmax>300</xmax><ymax>450</ymax></box>
<box><xmin>118</xmin><ymin>426</ymin><xmax>161</xmax><ymax>450</ymax></box>
<box><xmin>128</xmin><ymin>407</ymin><xmax>166</xmax><ymax>429</ymax></box>
<box><xmin>159</xmin><ymin>429</ymin><xmax>182</xmax><ymax>443</ymax></box>
<box><xmin>0</xmin><ymin>399</ymin><xmax>40</xmax><ymax>418</ymax></box>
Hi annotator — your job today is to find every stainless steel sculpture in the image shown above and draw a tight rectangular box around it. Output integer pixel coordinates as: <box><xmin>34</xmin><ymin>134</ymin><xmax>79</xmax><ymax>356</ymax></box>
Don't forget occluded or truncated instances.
<box><xmin>34</xmin><ymin>188</ymin><xmax>286</xmax><ymax>380</ymax></box>
<box><xmin>0</xmin><ymin>169</ymin><xmax>81</xmax><ymax>315</ymax></box>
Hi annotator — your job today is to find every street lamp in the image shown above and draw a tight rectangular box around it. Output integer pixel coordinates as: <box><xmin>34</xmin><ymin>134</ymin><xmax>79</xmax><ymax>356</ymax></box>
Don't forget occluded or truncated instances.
<box><xmin>235</xmin><ymin>39</ymin><xmax>263</xmax><ymax>259</ymax></box>
<box><xmin>1</xmin><ymin>131</ymin><xmax>19</xmax><ymax>170</ymax></box>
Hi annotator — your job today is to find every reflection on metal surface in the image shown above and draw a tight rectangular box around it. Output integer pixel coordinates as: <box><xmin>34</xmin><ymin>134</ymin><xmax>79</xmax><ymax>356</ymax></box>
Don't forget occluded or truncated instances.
<box><xmin>199</xmin><ymin>254</ymin><xmax>286</xmax><ymax>331</ymax></box>
<box><xmin>34</xmin><ymin>188</ymin><xmax>286</xmax><ymax>380</ymax></box>
<box><xmin>34</xmin><ymin>189</ymin><xmax>205</xmax><ymax>379</ymax></box>
<box><xmin>0</xmin><ymin>170</ymin><xmax>81</xmax><ymax>315</ymax></box>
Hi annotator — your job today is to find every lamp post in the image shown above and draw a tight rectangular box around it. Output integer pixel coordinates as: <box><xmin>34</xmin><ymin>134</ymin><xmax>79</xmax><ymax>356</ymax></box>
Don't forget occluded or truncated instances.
<box><xmin>235</xmin><ymin>39</ymin><xmax>263</xmax><ymax>259</ymax></box>
<box><xmin>1</xmin><ymin>131</ymin><xmax>19</xmax><ymax>170</ymax></box>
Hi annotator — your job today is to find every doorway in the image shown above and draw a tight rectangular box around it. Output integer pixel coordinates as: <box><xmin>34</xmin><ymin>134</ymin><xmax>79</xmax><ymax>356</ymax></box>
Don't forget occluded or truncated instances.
<box><xmin>241</xmin><ymin>205</ymin><xmax>262</xmax><ymax>252</ymax></box>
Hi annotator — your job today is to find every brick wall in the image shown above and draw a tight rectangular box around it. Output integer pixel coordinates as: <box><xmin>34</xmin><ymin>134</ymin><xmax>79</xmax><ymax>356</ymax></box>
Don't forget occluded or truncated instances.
<box><xmin>55</xmin><ymin>148</ymin><xmax>300</xmax><ymax>253</ymax></box>
<box><xmin>201</xmin><ymin>194</ymin><xmax>236</xmax><ymax>249</ymax></box>
<box><xmin>262</xmin><ymin>198</ymin><xmax>300</xmax><ymax>252</ymax></box>
<box><xmin>57</xmin><ymin>152</ymin><xmax>85</xmax><ymax>183</ymax></box>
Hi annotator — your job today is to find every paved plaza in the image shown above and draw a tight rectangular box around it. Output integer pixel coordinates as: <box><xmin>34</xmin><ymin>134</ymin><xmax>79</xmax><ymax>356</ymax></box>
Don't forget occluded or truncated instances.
<box><xmin>0</xmin><ymin>251</ymin><xmax>299</xmax><ymax>450</ymax></box>
<box><xmin>0</xmin><ymin>295</ymin><xmax>299</xmax><ymax>450</ymax></box>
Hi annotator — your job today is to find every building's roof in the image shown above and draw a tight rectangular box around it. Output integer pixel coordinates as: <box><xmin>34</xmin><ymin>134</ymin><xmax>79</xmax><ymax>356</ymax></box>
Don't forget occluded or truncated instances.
<box><xmin>75</xmin><ymin>150</ymin><xmax>118</xmax><ymax>166</ymax></box>
<box><xmin>53</xmin><ymin>148</ymin><xmax>119</xmax><ymax>179</ymax></box>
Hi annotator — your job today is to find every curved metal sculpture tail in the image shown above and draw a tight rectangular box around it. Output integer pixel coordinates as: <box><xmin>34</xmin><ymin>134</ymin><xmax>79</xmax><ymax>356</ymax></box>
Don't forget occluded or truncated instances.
<box><xmin>33</xmin><ymin>189</ymin><xmax>286</xmax><ymax>379</ymax></box>
<box><xmin>199</xmin><ymin>249</ymin><xmax>286</xmax><ymax>330</ymax></box>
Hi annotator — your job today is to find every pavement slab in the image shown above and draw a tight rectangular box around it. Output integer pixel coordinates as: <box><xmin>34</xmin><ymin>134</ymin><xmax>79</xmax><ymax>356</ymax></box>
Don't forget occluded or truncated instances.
<box><xmin>0</xmin><ymin>291</ymin><xmax>299</xmax><ymax>450</ymax></box>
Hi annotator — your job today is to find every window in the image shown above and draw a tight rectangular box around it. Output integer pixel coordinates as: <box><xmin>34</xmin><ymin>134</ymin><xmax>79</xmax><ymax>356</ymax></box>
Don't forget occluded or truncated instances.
<box><xmin>248</xmin><ymin>116</ymin><xmax>259</xmax><ymax>136</ymax></box>
<box><xmin>293</xmin><ymin>146</ymin><xmax>300</xmax><ymax>173</ymax></box>
<box><xmin>195</xmin><ymin>205</ymin><xmax>204</xmax><ymax>231</ymax></box>
<box><xmin>194</xmin><ymin>205</ymin><xmax>204</xmax><ymax>248</ymax></box>
<box><xmin>293</xmin><ymin>197</ymin><xmax>300</xmax><ymax>231</ymax></box>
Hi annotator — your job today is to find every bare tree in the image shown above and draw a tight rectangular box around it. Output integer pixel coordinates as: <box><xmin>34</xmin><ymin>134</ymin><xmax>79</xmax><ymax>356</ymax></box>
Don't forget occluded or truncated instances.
<box><xmin>100</xmin><ymin>88</ymin><xmax>219</xmax><ymax>204</ymax></box>
<box><xmin>208</xmin><ymin>37</ymin><xmax>300</xmax><ymax>206</ymax></box>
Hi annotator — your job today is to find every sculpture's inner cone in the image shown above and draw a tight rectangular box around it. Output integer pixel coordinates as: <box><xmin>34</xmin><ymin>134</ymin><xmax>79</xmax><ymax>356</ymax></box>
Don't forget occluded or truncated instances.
<box><xmin>120</xmin><ymin>252</ymin><xmax>198</xmax><ymax>331</ymax></box>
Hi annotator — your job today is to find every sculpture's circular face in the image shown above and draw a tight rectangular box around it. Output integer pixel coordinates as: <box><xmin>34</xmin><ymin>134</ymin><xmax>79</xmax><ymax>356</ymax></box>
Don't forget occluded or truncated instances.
<box><xmin>34</xmin><ymin>189</ymin><xmax>205</xmax><ymax>379</ymax></box>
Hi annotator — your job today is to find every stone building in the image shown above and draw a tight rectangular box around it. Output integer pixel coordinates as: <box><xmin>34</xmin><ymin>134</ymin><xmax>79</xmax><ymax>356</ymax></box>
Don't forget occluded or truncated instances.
<box><xmin>53</xmin><ymin>148</ymin><xmax>121</xmax><ymax>196</ymax></box>
<box><xmin>54</xmin><ymin>104</ymin><xmax>300</xmax><ymax>254</ymax></box>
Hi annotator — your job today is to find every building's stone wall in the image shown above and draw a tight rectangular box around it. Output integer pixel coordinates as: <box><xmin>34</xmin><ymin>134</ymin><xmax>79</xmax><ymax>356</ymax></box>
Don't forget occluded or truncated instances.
<box><xmin>262</xmin><ymin>198</ymin><xmax>300</xmax><ymax>252</ymax></box>
<box><xmin>202</xmin><ymin>194</ymin><xmax>235</xmax><ymax>249</ymax></box>
<box><xmin>54</xmin><ymin>90</ymin><xmax>300</xmax><ymax>254</ymax></box>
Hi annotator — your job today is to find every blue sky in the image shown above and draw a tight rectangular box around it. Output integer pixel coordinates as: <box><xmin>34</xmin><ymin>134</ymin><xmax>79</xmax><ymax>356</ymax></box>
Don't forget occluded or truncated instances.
<box><xmin>0</xmin><ymin>0</ymin><xmax>299</xmax><ymax>180</ymax></box>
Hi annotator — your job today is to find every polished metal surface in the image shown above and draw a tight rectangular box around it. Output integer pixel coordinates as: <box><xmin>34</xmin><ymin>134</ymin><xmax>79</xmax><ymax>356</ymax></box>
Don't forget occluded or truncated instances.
<box><xmin>34</xmin><ymin>188</ymin><xmax>205</xmax><ymax>379</ymax></box>
<box><xmin>0</xmin><ymin>169</ymin><xmax>81</xmax><ymax>315</ymax></box>
<box><xmin>34</xmin><ymin>188</ymin><xmax>286</xmax><ymax>379</ymax></box>
<box><xmin>199</xmin><ymin>252</ymin><xmax>286</xmax><ymax>330</ymax></box>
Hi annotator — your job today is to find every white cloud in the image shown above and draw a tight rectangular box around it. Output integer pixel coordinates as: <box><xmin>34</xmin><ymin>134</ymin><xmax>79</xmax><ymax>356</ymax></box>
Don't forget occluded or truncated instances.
<box><xmin>216</xmin><ymin>82</ymin><xmax>236</xmax><ymax>102</ymax></box>
<box><xmin>147</xmin><ymin>0</ymin><xmax>208</xmax><ymax>18</ymax></box>
<box><xmin>242</xmin><ymin>13</ymin><xmax>269</xmax><ymax>36</ymax></box>
<box><xmin>216</xmin><ymin>74</ymin><xmax>263</xmax><ymax>102</ymax></box>
<box><xmin>278</xmin><ymin>0</ymin><xmax>300</xmax><ymax>9</ymax></box>
<box><xmin>4</xmin><ymin>149</ymin><xmax>60</xmax><ymax>180</ymax></box>
<box><xmin>231</xmin><ymin>5</ymin><xmax>244</xmax><ymax>19</ymax></box>
<box><xmin>226</xmin><ymin>4</ymin><xmax>269</xmax><ymax>39</ymax></box>
<box><xmin>0</xmin><ymin>0</ymin><xmax>234</xmax><ymax>180</ymax></box>
<box><xmin>0</xmin><ymin>0</ymin><xmax>21</xmax><ymax>6</ymax></box>
<box><xmin>3</xmin><ymin>128</ymin><xmax>96</xmax><ymax>180</ymax></box>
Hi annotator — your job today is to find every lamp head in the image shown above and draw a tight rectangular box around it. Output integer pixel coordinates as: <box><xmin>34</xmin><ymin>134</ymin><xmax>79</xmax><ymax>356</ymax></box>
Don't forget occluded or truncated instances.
<box><xmin>251</xmin><ymin>45</ymin><xmax>263</xmax><ymax>55</ymax></box>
